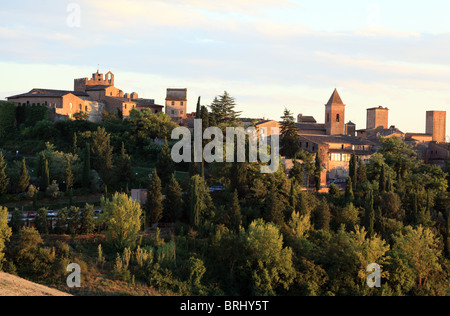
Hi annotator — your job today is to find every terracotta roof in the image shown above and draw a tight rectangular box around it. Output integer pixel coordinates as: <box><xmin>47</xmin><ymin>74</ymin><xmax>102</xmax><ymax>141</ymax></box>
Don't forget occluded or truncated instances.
<box><xmin>299</xmin><ymin>134</ymin><xmax>376</xmax><ymax>146</ymax></box>
<box><xmin>296</xmin><ymin>123</ymin><xmax>326</xmax><ymax>131</ymax></box>
<box><xmin>8</xmin><ymin>88</ymin><xmax>89</xmax><ymax>99</ymax></box>
<box><xmin>326</xmin><ymin>89</ymin><xmax>344</xmax><ymax>106</ymax></box>
<box><xmin>298</xmin><ymin>115</ymin><xmax>317</xmax><ymax>123</ymax></box>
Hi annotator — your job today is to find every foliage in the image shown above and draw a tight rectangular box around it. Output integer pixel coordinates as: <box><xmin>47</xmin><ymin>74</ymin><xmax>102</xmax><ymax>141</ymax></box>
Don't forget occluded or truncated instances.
<box><xmin>101</xmin><ymin>193</ymin><xmax>143</xmax><ymax>251</ymax></box>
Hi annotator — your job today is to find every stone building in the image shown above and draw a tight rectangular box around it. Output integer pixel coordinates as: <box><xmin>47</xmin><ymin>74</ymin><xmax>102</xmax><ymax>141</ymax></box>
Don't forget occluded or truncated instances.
<box><xmin>165</xmin><ymin>88</ymin><xmax>187</xmax><ymax>123</ymax></box>
<box><xmin>7</xmin><ymin>70</ymin><xmax>164</xmax><ymax>122</ymax></box>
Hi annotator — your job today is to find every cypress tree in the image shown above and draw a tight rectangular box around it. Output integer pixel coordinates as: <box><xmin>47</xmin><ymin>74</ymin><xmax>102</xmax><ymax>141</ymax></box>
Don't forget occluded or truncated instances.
<box><xmin>314</xmin><ymin>152</ymin><xmax>322</xmax><ymax>192</ymax></box>
<box><xmin>41</xmin><ymin>159</ymin><xmax>50</xmax><ymax>191</ymax></box>
<box><xmin>263</xmin><ymin>183</ymin><xmax>284</xmax><ymax>226</ymax></box>
<box><xmin>73</xmin><ymin>132</ymin><xmax>78</xmax><ymax>155</ymax></box>
<box><xmin>228</xmin><ymin>189</ymin><xmax>242</xmax><ymax>232</ymax></box>
<box><xmin>156</xmin><ymin>138</ymin><xmax>175</xmax><ymax>186</ymax></box>
<box><xmin>200</xmin><ymin>106</ymin><xmax>210</xmax><ymax>131</ymax></box>
<box><xmin>298</xmin><ymin>190</ymin><xmax>307</xmax><ymax>216</ymax></box>
<box><xmin>0</xmin><ymin>153</ymin><xmax>9</xmax><ymax>195</ymax></box>
<box><xmin>345</xmin><ymin>177</ymin><xmax>354</xmax><ymax>204</ymax></box>
<box><xmin>289</xmin><ymin>180</ymin><xmax>296</xmax><ymax>214</ymax></box>
<box><xmin>356</xmin><ymin>158</ymin><xmax>367</xmax><ymax>187</ymax></box>
<box><xmin>65</xmin><ymin>158</ymin><xmax>74</xmax><ymax>191</ymax></box>
<box><xmin>82</xmin><ymin>144</ymin><xmax>91</xmax><ymax>190</ymax></box>
<box><xmin>364</xmin><ymin>189</ymin><xmax>375</xmax><ymax>237</ymax></box>
<box><xmin>164</xmin><ymin>174</ymin><xmax>183</xmax><ymax>222</ymax></box>
<box><xmin>349</xmin><ymin>152</ymin><xmax>357</xmax><ymax>190</ymax></box>
<box><xmin>195</xmin><ymin>97</ymin><xmax>201</xmax><ymax>119</ymax></box>
<box><xmin>17</xmin><ymin>158</ymin><xmax>30</xmax><ymax>193</ymax></box>
<box><xmin>379</xmin><ymin>164</ymin><xmax>386</xmax><ymax>193</ymax></box>
<box><xmin>146</xmin><ymin>169</ymin><xmax>163</xmax><ymax>225</ymax></box>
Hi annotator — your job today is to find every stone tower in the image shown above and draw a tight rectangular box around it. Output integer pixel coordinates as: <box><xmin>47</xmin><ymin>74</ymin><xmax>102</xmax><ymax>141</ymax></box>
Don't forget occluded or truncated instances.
<box><xmin>325</xmin><ymin>89</ymin><xmax>346</xmax><ymax>135</ymax></box>
<box><xmin>426</xmin><ymin>111</ymin><xmax>446</xmax><ymax>143</ymax></box>
<box><xmin>367</xmin><ymin>106</ymin><xmax>389</xmax><ymax>130</ymax></box>
<box><xmin>165</xmin><ymin>88</ymin><xmax>187</xmax><ymax>123</ymax></box>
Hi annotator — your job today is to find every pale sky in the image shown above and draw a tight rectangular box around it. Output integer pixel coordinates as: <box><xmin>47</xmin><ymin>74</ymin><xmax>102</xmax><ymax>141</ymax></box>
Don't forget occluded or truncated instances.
<box><xmin>0</xmin><ymin>0</ymin><xmax>449</xmax><ymax>139</ymax></box>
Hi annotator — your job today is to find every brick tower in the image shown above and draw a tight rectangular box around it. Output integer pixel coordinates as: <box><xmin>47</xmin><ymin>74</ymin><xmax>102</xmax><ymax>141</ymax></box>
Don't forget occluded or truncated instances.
<box><xmin>325</xmin><ymin>89</ymin><xmax>346</xmax><ymax>135</ymax></box>
<box><xmin>426</xmin><ymin>111</ymin><xmax>446</xmax><ymax>143</ymax></box>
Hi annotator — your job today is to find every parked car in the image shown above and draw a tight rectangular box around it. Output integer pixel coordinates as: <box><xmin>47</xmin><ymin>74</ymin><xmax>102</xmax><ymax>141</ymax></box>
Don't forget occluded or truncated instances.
<box><xmin>28</xmin><ymin>212</ymin><xmax>36</xmax><ymax>218</ymax></box>
<box><xmin>7</xmin><ymin>214</ymin><xmax>11</xmax><ymax>222</ymax></box>
<box><xmin>47</xmin><ymin>210</ymin><xmax>57</xmax><ymax>218</ymax></box>
<box><xmin>209</xmin><ymin>186</ymin><xmax>224</xmax><ymax>192</ymax></box>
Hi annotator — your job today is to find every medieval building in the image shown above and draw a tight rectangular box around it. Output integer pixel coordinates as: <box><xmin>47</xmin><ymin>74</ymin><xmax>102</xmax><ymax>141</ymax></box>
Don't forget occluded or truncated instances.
<box><xmin>7</xmin><ymin>70</ymin><xmax>164</xmax><ymax>122</ymax></box>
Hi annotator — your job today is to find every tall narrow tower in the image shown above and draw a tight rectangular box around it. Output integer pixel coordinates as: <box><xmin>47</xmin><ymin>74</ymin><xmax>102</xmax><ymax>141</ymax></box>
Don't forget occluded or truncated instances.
<box><xmin>165</xmin><ymin>88</ymin><xmax>187</xmax><ymax>123</ymax></box>
<box><xmin>325</xmin><ymin>89</ymin><xmax>346</xmax><ymax>135</ymax></box>
<box><xmin>426</xmin><ymin>111</ymin><xmax>446</xmax><ymax>143</ymax></box>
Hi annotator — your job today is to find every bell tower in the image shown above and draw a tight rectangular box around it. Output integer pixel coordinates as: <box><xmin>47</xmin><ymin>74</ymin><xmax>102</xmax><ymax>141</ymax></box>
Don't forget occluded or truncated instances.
<box><xmin>325</xmin><ymin>89</ymin><xmax>346</xmax><ymax>135</ymax></box>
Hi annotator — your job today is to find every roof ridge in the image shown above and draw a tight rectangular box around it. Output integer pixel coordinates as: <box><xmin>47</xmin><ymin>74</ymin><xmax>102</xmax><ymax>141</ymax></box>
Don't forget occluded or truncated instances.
<box><xmin>326</xmin><ymin>89</ymin><xmax>344</xmax><ymax>106</ymax></box>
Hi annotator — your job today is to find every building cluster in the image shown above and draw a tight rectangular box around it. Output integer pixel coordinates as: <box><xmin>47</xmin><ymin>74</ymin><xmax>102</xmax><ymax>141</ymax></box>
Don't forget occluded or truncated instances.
<box><xmin>6</xmin><ymin>70</ymin><xmax>189</xmax><ymax>122</ymax></box>
<box><xmin>3</xmin><ymin>70</ymin><xmax>448</xmax><ymax>186</ymax></box>
<box><xmin>255</xmin><ymin>89</ymin><xmax>448</xmax><ymax>185</ymax></box>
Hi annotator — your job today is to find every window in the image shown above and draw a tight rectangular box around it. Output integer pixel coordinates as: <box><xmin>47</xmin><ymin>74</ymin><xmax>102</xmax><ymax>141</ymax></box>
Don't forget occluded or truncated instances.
<box><xmin>79</xmin><ymin>104</ymin><xmax>82</xmax><ymax>111</ymax></box>
<box><xmin>336</xmin><ymin>114</ymin><xmax>340</xmax><ymax>122</ymax></box>
<box><xmin>172</xmin><ymin>110</ymin><xmax>175</xmax><ymax>115</ymax></box>
<box><xmin>172</xmin><ymin>101</ymin><xmax>175</xmax><ymax>106</ymax></box>
<box><xmin>306</xmin><ymin>142</ymin><xmax>309</xmax><ymax>148</ymax></box>
<box><xmin>70</xmin><ymin>103</ymin><xmax>73</xmax><ymax>109</ymax></box>
<box><xmin>181</xmin><ymin>102</ymin><xmax>184</xmax><ymax>106</ymax></box>
<box><xmin>85</xmin><ymin>106</ymin><xmax>88</xmax><ymax>112</ymax></box>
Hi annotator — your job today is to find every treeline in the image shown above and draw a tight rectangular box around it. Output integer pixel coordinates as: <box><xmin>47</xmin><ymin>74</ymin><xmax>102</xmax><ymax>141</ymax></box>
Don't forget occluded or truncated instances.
<box><xmin>0</xmin><ymin>95</ymin><xmax>449</xmax><ymax>296</ymax></box>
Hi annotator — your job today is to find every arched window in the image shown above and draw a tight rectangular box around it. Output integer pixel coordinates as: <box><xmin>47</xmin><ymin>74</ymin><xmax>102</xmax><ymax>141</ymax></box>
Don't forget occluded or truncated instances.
<box><xmin>336</xmin><ymin>114</ymin><xmax>340</xmax><ymax>122</ymax></box>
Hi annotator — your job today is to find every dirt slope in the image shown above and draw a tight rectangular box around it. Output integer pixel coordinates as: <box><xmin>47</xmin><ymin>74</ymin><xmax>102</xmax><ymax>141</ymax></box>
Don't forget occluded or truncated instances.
<box><xmin>0</xmin><ymin>273</ymin><xmax>71</xmax><ymax>296</ymax></box>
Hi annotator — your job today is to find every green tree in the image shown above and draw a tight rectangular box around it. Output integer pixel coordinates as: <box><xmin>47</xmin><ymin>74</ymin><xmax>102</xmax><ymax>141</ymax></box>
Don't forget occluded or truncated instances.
<box><xmin>0</xmin><ymin>206</ymin><xmax>12</xmax><ymax>270</ymax></box>
<box><xmin>289</xmin><ymin>157</ymin><xmax>304</xmax><ymax>186</ymax></box>
<box><xmin>314</xmin><ymin>152</ymin><xmax>322</xmax><ymax>191</ymax></box>
<box><xmin>72</xmin><ymin>132</ymin><xmax>78</xmax><ymax>155</ymax></box>
<box><xmin>65</xmin><ymin>158</ymin><xmax>74</xmax><ymax>191</ymax></box>
<box><xmin>116</xmin><ymin>142</ymin><xmax>134</xmax><ymax>186</ymax></box>
<box><xmin>17</xmin><ymin>158</ymin><xmax>30</xmax><ymax>193</ymax></box>
<box><xmin>41</xmin><ymin>159</ymin><xmax>50</xmax><ymax>191</ymax></box>
<box><xmin>91</xmin><ymin>127</ymin><xmax>114</xmax><ymax>185</ymax></box>
<box><xmin>263</xmin><ymin>183</ymin><xmax>284</xmax><ymax>226</ymax></box>
<box><xmin>356</xmin><ymin>158</ymin><xmax>367</xmax><ymax>187</ymax></box>
<box><xmin>349</xmin><ymin>152</ymin><xmax>357</xmax><ymax>190</ymax></box>
<box><xmin>209</xmin><ymin>91</ymin><xmax>241</xmax><ymax>126</ymax></box>
<box><xmin>156</xmin><ymin>138</ymin><xmax>175</xmax><ymax>186</ymax></box>
<box><xmin>187</xmin><ymin>175</ymin><xmax>214</xmax><ymax>227</ymax></box>
<box><xmin>379</xmin><ymin>164</ymin><xmax>386</xmax><ymax>193</ymax></box>
<box><xmin>243</xmin><ymin>219</ymin><xmax>295</xmax><ymax>295</ymax></box>
<box><xmin>10</xmin><ymin>208</ymin><xmax>24</xmax><ymax>233</ymax></box>
<box><xmin>364</xmin><ymin>189</ymin><xmax>375</xmax><ymax>237</ymax></box>
<box><xmin>345</xmin><ymin>177</ymin><xmax>354</xmax><ymax>204</ymax></box>
<box><xmin>146</xmin><ymin>169</ymin><xmax>163</xmax><ymax>225</ymax></box>
<box><xmin>313</xmin><ymin>199</ymin><xmax>331</xmax><ymax>231</ymax></box>
<box><xmin>335</xmin><ymin>202</ymin><xmax>359</xmax><ymax>230</ymax></box>
<box><xmin>0</xmin><ymin>153</ymin><xmax>9</xmax><ymax>195</ymax></box>
<box><xmin>392</xmin><ymin>225</ymin><xmax>444</xmax><ymax>289</ymax></box>
<box><xmin>280</xmin><ymin>109</ymin><xmax>300</xmax><ymax>158</ymax></box>
<box><xmin>34</xmin><ymin>208</ymin><xmax>49</xmax><ymax>235</ymax></box>
<box><xmin>82</xmin><ymin>143</ymin><xmax>91</xmax><ymax>190</ymax></box>
<box><xmin>101</xmin><ymin>192</ymin><xmax>143</xmax><ymax>251</ymax></box>
<box><xmin>79</xmin><ymin>204</ymin><xmax>96</xmax><ymax>234</ymax></box>
<box><xmin>228</xmin><ymin>190</ymin><xmax>242</xmax><ymax>232</ymax></box>
<box><xmin>163</xmin><ymin>174</ymin><xmax>183</xmax><ymax>222</ymax></box>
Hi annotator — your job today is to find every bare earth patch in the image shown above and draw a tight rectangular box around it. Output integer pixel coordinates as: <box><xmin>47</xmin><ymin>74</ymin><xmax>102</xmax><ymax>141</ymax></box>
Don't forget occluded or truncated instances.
<box><xmin>0</xmin><ymin>273</ymin><xmax>71</xmax><ymax>296</ymax></box>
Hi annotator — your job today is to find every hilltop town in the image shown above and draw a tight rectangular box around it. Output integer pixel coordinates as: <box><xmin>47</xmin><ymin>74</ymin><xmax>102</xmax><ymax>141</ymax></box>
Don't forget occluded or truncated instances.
<box><xmin>0</xmin><ymin>70</ymin><xmax>449</xmax><ymax>297</ymax></box>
